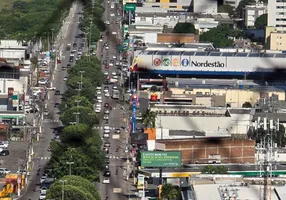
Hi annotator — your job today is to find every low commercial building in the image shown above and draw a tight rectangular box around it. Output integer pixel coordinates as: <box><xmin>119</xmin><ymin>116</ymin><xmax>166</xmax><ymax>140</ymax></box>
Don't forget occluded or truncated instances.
<box><xmin>151</xmin><ymin>105</ymin><xmax>253</xmax><ymax>136</ymax></box>
<box><xmin>268</xmin><ymin>32</ymin><xmax>286</xmax><ymax>51</ymax></box>
<box><xmin>157</xmin><ymin>137</ymin><xmax>255</xmax><ymax>164</ymax></box>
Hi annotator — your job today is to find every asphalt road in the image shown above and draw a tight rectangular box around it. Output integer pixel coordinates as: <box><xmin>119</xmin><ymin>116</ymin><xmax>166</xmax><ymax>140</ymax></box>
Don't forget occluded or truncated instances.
<box><xmin>20</xmin><ymin>3</ymin><xmax>83</xmax><ymax>200</ymax></box>
<box><xmin>96</xmin><ymin>0</ymin><xmax>134</xmax><ymax>200</ymax></box>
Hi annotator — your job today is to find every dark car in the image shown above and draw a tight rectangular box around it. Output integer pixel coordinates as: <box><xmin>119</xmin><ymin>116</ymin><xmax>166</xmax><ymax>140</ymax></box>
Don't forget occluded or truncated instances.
<box><xmin>103</xmin><ymin>171</ymin><xmax>111</xmax><ymax>177</ymax></box>
<box><xmin>55</xmin><ymin>90</ymin><xmax>60</xmax><ymax>95</ymax></box>
<box><xmin>67</xmin><ymin>63</ymin><xmax>71</xmax><ymax>68</ymax></box>
<box><xmin>66</xmin><ymin>46</ymin><xmax>70</xmax><ymax>51</ymax></box>
<box><xmin>104</xmin><ymin>103</ymin><xmax>109</xmax><ymax>108</ymax></box>
<box><xmin>54</xmin><ymin>103</ymin><xmax>60</xmax><ymax>108</ymax></box>
<box><xmin>106</xmin><ymin>32</ymin><xmax>109</xmax><ymax>36</ymax></box>
<box><xmin>0</xmin><ymin>150</ymin><xmax>9</xmax><ymax>156</ymax></box>
<box><xmin>69</xmin><ymin>58</ymin><xmax>74</xmax><ymax>62</ymax></box>
<box><xmin>73</xmin><ymin>43</ymin><xmax>77</xmax><ymax>48</ymax></box>
<box><xmin>102</xmin><ymin>60</ymin><xmax>107</xmax><ymax>65</ymax></box>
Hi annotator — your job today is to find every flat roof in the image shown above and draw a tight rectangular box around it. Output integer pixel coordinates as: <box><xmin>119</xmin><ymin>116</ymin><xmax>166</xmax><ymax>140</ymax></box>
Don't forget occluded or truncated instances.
<box><xmin>166</xmin><ymin>78</ymin><xmax>285</xmax><ymax>91</ymax></box>
<box><xmin>140</xmin><ymin>50</ymin><xmax>286</xmax><ymax>58</ymax></box>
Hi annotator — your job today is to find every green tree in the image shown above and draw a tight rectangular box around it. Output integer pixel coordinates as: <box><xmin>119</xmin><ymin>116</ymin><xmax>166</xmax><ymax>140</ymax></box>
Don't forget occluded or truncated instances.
<box><xmin>242</xmin><ymin>101</ymin><xmax>252</xmax><ymax>108</ymax></box>
<box><xmin>61</xmin><ymin>95</ymin><xmax>93</xmax><ymax>112</ymax></box>
<box><xmin>60</xmin><ymin>106</ymin><xmax>98</xmax><ymax>127</ymax></box>
<box><xmin>46</xmin><ymin>183</ymin><xmax>96</xmax><ymax>200</ymax></box>
<box><xmin>142</xmin><ymin>109</ymin><xmax>157</xmax><ymax>128</ymax></box>
<box><xmin>82</xmin><ymin>132</ymin><xmax>105</xmax><ymax>170</ymax></box>
<box><xmin>161</xmin><ymin>184</ymin><xmax>181</xmax><ymax>200</ymax></box>
<box><xmin>61</xmin><ymin>124</ymin><xmax>92</xmax><ymax>147</ymax></box>
<box><xmin>50</xmin><ymin>147</ymin><xmax>99</xmax><ymax>180</ymax></box>
<box><xmin>173</xmin><ymin>23</ymin><xmax>196</xmax><ymax>34</ymax></box>
<box><xmin>200</xmin><ymin>24</ymin><xmax>234</xmax><ymax>48</ymax></box>
<box><xmin>46</xmin><ymin>175</ymin><xmax>101</xmax><ymax>200</ymax></box>
<box><xmin>255</xmin><ymin>14</ymin><xmax>267</xmax><ymax>29</ymax></box>
<box><xmin>218</xmin><ymin>5</ymin><xmax>234</xmax><ymax>16</ymax></box>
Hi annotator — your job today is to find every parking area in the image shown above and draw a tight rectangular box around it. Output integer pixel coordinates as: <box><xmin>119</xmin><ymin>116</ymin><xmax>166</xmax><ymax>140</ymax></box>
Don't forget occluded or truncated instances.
<box><xmin>0</xmin><ymin>141</ymin><xmax>27</xmax><ymax>174</ymax></box>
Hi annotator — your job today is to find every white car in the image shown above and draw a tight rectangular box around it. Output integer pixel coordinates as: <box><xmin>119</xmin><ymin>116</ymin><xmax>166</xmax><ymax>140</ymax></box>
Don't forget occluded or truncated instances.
<box><xmin>112</xmin><ymin>55</ymin><xmax>116</xmax><ymax>59</ymax></box>
<box><xmin>63</xmin><ymin>77</ymin><xmax>68</xmax><ymax>81</ymax></box>
<box><xmin>96</xmin><ymin>91</ymin><xmax>101</xmax><ymax>95</ymax></box>
<box><xmin>104</xmin><ymin>129</ymin><xmax>111</xmax><ymax>134</ymax></box>
<box><xmin>109</xmin><ymin>63</ymin><xmax>114</xmax><ymax>67</ymax></box>
<box><xmin>40</xmin><ymin>175</ymin><xmax>47</xmax><ymax>183</ymax></box>
<box><xmin>105</xmin><ymin>21</ymin><xmax>110</xmax><ymax>25</ymax></box>
<box><xmin>104</xmin><ymin>71</ymin><xmax>108</xmax><ymax>75</ymax></box>
<box><xmin>103</xmin><ymin>133</ymin><xmax>110</xmax><ymax>138</ymax></box>
<box><xmin>97</xmin><ymin>99</ymin><xmax>102</xmax><ymax>103</ymax></box>
<box><xmin>96</xmin><ymin>86</ymin><xmax>101</xmax><ymax>90</ymax></box>
<box><xmin>96</xmin><ymin>103</ymin><xmax>101</xmax><ymax>108</ymax></box>
<box><xmin>105</xmin><ymin>93</ymin><xmax>110</xmax><ymax>97</ymax></box>
<box><xmin>103</xmin><ymin>88</ymin><xmax>109</xmax><ymax>93</ymax></box>
<box><xmin>16</xmin><ymin>170</ymin><xmax>30</xmax><ymax>176</ymax></box>
<box><xmin>39</xmin><ymin>193</ymin><xmax>46</xmax><ymax>200</ymax></box>
<box><xmin>104</xmin><ymin>110</ymin><xmax>110</xmax><ymax>114</ymax></box>
<box><xmin>112</xmin><ymin>85</ymin><xmax>118</xmax><ymax>89</ymax></box>
<box><xmin>105</xmin><ymin>46</ymin><xmax>109</xmax><ymax>50</ymax></box>
<box><xmin>104</xmin><ymin>124</ymin><xmax>110</xmax><ymax>129</ymax></box>
<box><xmin>115</xmin><ymin>62</ymin><xmax>120</xmax><ymax>66</ymax></box>
<box><xmin>111</xmin><ymin>72</ymin><xmax>117</xmax><ymax>76</ymax></box>
<box><xmin>40</xmin><ymin>187</ymin><xmax>48</xmax><ymax>195</ymax></box>
<box><xmin>0</xmin><ymin>168</ymin><xmax>10</xmax><ymax>174</ymax></box>
<box><xmin>103</xmin><ymin>115</ymin><xmax>109</xmax><ymax>120</ymax></box>
<box><xmin>99</xmin><ymin>39</ymin><xmax>103</xmax><ymax>42</ymax></box>
<box><xmin>102</xmin><ymin>178</ymin><xmax>110</xmax><ymax>184</ymax></box>
<box><xmin>38</xmin><ymin>79</ymin><xmax>48</xmax><ymax>85</ymax></box>
<box><xmin>113</xmin><ymin>75</ymin><xmax>119</xmax><ymax>79</ymax></box>
<box><xmin>95</xmin><ymin>108</ymin><xmax>101</xmax><ymax>113</ymax></box>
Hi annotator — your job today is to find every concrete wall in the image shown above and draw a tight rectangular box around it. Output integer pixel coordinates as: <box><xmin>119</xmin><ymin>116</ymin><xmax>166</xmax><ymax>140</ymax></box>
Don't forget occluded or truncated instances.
<box><xmin>156</xmin><ymin>115</ymin><xmax>232</xmax><ymax>135</ymax></box>
<box><xmin>0</xmin><ymin>78</ymin><xmax>27</xmax><ymax>93</ymax></box>
<box><xmin>161</xmin><ymin>137</ymin><xmax>255</xmax><ymax>164</ymax></box>
<box><xmin>0</xmin><ymin>50</ymin><xmax>26</xmax><ymax>60</ymax></box>
<box><xmin>157</xmin><ymin>33</ymin><xmax>198</xmax><ymax>43</ymax></box>
<box><xmin>169</xmin><ymin>88</ymin><xmax>285</xmax><ymax>107</ymax></box>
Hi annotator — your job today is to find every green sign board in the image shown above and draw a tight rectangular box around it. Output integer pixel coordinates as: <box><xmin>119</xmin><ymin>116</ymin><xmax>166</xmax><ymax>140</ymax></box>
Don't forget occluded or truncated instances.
<box><xmin>124</xmin><ymin>3</ymin><xmax>136</xmax><ymax>11</ymax></box>
<box><xmin>141</xmin><ymin>151</ymin><xmax>181</xmax><ymax>168</ymax></box>
<box><xmin>12</xmin><ymin>95</ymin><xmax>18</xmax><ymax>100</ymax></box>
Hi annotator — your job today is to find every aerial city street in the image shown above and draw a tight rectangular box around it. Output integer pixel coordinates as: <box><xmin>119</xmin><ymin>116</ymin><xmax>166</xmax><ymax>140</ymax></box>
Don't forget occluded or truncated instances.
<box><xmin>0</xmin><ymin>0</ymin><xmax>286</xmax><ymax>199</ymax></box>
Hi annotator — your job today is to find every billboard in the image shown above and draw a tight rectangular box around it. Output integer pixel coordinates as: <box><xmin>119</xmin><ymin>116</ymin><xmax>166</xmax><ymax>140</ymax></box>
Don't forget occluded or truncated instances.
<box><xmin>141</xmin><ymin>151</ymin><xmax>181</xmax><ymax>167</ymax></box>
<box><xmin>135</xmin><ymin>54</ymin><xmax>286</xmax><ymax>74</ymax></box>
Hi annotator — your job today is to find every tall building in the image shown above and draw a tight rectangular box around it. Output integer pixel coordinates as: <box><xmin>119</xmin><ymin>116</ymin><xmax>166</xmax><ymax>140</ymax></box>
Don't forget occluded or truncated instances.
<box><xmin>268</xmin><ymin>0</ymin><xmax>286</xmax><ymax>31</ymax></box>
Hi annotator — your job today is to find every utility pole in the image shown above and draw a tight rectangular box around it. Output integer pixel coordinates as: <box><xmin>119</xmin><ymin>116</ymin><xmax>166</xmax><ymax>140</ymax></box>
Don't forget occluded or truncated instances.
<box><xmin>79</xmin><ymin>71</ymin><xmax>85</xmax><ymax>90</ymax></box>
<box><xmin>59</xmin><ymin>180</ymin><xmax>67</xmax><ymax>200</ymax></box>
<box><xmin>88</xmin><ymin>18</ymin><xmax>93</xmax><ymax>61</ymax></box>
<box><xmin>254</xmin><ymin>117</ymin><xmax>279</xmax><ymax>200</ymax></box>
<box><xmin>66</xmin><ymin>161</ymin><xmax>74</xmax><ymax>175</ymax></box>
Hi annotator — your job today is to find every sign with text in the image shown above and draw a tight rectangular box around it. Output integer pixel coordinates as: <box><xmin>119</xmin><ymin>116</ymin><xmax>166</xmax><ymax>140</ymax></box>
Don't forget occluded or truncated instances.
<box><xmin>141</xmin><ymin>151</ymin><xmax>181</xmax><ymax>167</ymax></box>
<box><xmin>124</xmin><ymin>3</ymin><xmax>136</xmax><ymax>11</ymax></box>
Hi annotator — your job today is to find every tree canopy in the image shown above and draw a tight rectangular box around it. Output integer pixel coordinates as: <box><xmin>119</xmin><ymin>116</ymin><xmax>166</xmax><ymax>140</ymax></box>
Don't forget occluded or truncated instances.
<box><xmin>200</xmin><ymin>24</ymin><xmax>244</xmax><ymax>48</ymax></box>
<box><xmin>46</xmin><ymin>175</ymin><xmax>100</xmax><ymax>200</ymax></box>
<box><xmin>161</xmin><ymin>183</ymin><xmax>181</xmax><ymax>200</ymax></box>
<box><xmin>173</xmin><ymin>23</ymin><xmax>196</xmax><ymax>34</ymax></box>
<box><xmin>255</xmin><ymin>14</ymin><xmax>267</xmax><ymax>29</ymax></box>
<box><xmin>202</xmin><ymin>165</ymin><xmax>227</xmax><ymax>174</ymax></box>
<box><xmin>61</xmin><ymin>124</ymin><xmax>92</xmax><ymax>146</ymax></box>
<box><xmin>60</xmin><ymin>106</ymin><xmax>98</xmax><ymax>127</ymax></box>
<box><xmin>142</xmin><ymin>109</ymin><xmax>157</xmax><ymax>128</ymax></box>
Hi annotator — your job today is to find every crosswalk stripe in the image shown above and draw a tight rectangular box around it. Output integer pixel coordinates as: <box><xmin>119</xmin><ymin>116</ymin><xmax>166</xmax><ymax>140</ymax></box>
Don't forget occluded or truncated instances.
<box><xmin>93</xmin><ymin>126</ymin><xmax>117</xmax><ymax>130</ymax></box>
<box><xmin>36</xmin><ymin>157</ymin><xmax>51</xmax><ymax>160</ymax></box>
<box><xmin>43</xmin><ymin>119</ymin><xmax>60</xmax><ymax>123</ymax></box>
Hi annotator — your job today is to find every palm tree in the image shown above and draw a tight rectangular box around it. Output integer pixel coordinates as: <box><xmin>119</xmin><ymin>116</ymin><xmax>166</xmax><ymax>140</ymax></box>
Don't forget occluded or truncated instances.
<box><xmin>30</xmin><ymin>56</ymin><xmax>39</xmax><ymax>86</ymax></box>
<box><xmin>161</xmin><ymin>183</ymin><xmax>181</xmax><ymax>200</ymax></box>
<box><xmin>142</xmin><ymin>109</ymin><xmax>156</xmax><ymax>128</ymax></box>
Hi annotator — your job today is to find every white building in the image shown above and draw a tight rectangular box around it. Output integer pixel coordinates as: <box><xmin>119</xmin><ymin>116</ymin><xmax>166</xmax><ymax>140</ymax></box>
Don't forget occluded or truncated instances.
<box><xmin>193</xmin><ymin>0</ymin><xmax>217</xmax><ymax>14</ymax></box>
<box><xmin>268</xmin><ymin>0</ymin><xmax>286</xmax><ymax>31</ymax></box>
<box><xmin>140</xmin><ymin>0</ymin><xmax>192</xmax><ymax>11</ymax></box>
<box><xmin>245</xmin><ymin>4</ymin><xmax>267</xmax><ymax>28</ymax></box>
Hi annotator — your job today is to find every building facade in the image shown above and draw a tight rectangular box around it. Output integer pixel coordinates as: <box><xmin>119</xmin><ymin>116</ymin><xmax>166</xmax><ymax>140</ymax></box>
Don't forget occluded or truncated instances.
<box><xmin>159</xmin><ymin>137</ymin><xmax>256</xmax><ymax>164</ymax></box>
<box><xmin>269</xmin><ymin>32</ymin><xmax>286</xmax><ymax>51</ymax></box>
<box><xmin>244</xmin><ymin>4</ymin><xmax>267</xmax><ymax>28</ymax></box>
<box><xmin>268</xmin><ymin>0</ymin><xmax>286</xmax><ymax>31</ymax></box>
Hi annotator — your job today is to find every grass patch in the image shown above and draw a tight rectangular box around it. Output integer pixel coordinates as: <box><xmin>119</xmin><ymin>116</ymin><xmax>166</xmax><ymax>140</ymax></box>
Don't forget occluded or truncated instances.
<box><xmin>0</xmin><ymin>0</ymin><xmax>31</xmax><ymax>10</ymax></box>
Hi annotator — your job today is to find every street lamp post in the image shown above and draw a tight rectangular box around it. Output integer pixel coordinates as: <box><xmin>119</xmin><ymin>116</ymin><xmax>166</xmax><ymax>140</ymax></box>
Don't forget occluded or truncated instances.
<box><xmin>59</xmin><ymin>180</ymin><xmax>67</xmax><ymax>200</ymax></box>
<box><xmin>66</xmin><ymin>161</ymin><xmax>75</xmax><ymax>175</ymax></box>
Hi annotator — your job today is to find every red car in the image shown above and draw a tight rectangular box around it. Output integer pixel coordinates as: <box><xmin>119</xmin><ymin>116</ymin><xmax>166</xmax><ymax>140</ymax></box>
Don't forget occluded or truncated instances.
<box><xmin>106</xmin><ymin>76</ymin><xmax>110</xmax><ymax>80</ymax></box>
<box><xmin>115</xmin><ymin>21</ymin><xmax>119</xmax><ymax>24</ymax></box>
<box><xmin>105</xmin><ymin>65</ymin><xmax>109</xmax><ymax>69</ymax></box>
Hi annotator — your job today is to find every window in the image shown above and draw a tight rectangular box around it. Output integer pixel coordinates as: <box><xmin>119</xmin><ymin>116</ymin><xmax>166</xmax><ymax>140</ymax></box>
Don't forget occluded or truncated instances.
<box><xmin>169</xmin><ymin>6</ymin><xmax>177</xmax><ymax>8</ymax></box>
<box><xmin>170</xmin><ymin>0</ymin><xmax>177</xmax><ymax>2</ymax></box>
<box><xmin>156</xmin><ymin>0</ymin><xmax>160</xmax><ymax>2</ymax></box>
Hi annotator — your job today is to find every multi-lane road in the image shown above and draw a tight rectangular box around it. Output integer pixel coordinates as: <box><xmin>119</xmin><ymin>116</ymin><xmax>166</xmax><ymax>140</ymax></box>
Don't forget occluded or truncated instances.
<box><xmin>20</xmin><ymin>0</ymin><xmax>133</xmax><ymax>199</ymax></box>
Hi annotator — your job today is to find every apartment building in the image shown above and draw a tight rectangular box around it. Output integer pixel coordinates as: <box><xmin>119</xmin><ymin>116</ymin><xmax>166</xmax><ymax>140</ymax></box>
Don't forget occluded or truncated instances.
<box><xmin>268</xmin><ymin>0</ymin><xmax>286</xmax><ymax>32</ymax></box>
<box><xmin>244</xmin><ymin>4</ymin><xmax>267</xmax><ymax>28</ymax></box>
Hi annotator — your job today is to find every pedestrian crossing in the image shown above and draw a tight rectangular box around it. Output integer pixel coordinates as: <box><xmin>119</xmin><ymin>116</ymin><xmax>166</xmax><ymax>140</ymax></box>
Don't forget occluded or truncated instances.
<box><xmin>36</xmin><ymin>157</ymin><xmax>51</xmax><ymax>160</ymax></box>
<box><xmin>107</xmin><ymin>155</ymin><xmax>121</xmax><ymax>159</ymax></box>
<box><xmin>43</xmin><ymin>119</ymin><xmax>61</xmax><ymax>123</ymax></box>
<box><xmin>93</xmin><ymin>126</ymin><xmax>117</xmax><ymax>130</ymax></box>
